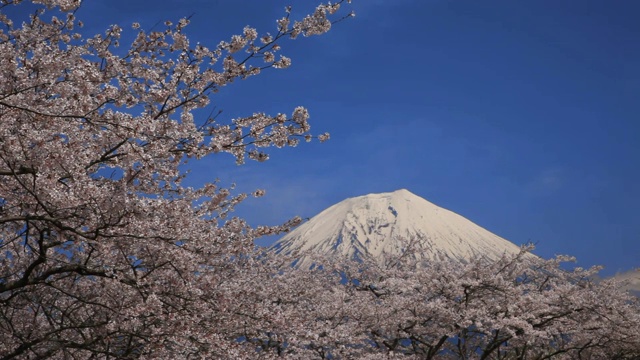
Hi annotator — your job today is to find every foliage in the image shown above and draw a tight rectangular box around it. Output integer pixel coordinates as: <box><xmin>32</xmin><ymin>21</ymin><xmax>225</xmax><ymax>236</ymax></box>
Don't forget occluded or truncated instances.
<box><xmin>223</xmin><ymin>247</ymin><xmax>640</xmax><ymax>359</ymax></box>
<box><xmin>339</xmin><ymin>248</ymin><xmax>640</xmax><ymax>359</ymax></box>
<box><xmin>0</xmin><ymin>0</ymin><xmax>351</xmax><ymax>357</ymax></box>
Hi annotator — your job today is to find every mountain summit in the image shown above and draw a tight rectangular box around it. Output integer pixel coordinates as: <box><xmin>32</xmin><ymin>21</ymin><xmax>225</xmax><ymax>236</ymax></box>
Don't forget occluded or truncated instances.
<box><xmin>274</xmin><ymin>189</ymin><xmax>530</xmax><ymax>266</ymax></box>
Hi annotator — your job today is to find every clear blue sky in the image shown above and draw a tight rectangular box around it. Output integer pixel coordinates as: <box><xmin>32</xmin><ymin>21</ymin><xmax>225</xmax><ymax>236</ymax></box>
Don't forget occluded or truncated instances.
<box><xmin>10</xmin><ymin>1</ymin><xmax>639</xmax><ymax>275</ymax></box>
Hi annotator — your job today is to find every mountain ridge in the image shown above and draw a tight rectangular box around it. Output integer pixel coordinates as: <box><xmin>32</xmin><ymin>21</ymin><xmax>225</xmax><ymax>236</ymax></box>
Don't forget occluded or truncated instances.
<box><xmin>274</xmin><ymin>189</ymin><xmax>532</xmax><ymax>266</ymax></box>
<box><xmin>611</xmin><ymin>269</ymin><xmax>640</xmax><ymax>293</ymax></box>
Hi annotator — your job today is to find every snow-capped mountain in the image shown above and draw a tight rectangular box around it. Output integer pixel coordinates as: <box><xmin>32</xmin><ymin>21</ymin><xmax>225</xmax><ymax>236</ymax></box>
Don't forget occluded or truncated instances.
<box><xmin>273</xmin><ymin>189</ymin><xmax>532</xmax><ymax>266</ymax></box>
<box><xmin>611</xmin><ymin>269</ymin><xmax>640</xmax><ymax>293</ymax></box>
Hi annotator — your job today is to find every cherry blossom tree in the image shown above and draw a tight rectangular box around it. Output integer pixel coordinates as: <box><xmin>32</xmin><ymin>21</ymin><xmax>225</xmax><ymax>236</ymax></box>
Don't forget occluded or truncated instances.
<box><xmin>0</xmin><ymin>0</ymin><xmax>353</xmax><ymax>358</ymax></box>
<box><xmin>240</xmin><ymin>247</ymin><xmax>640</xmax><ymax>359</ymax></box>
<box><xmin>336</xmin><ymin>247</ymin><xmax>640</xmax><ymax>359</ymax></box>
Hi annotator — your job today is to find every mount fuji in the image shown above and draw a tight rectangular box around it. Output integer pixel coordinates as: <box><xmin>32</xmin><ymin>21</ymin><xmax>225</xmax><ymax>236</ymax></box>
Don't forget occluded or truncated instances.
<box><xmin>273</xmin><ymin>189</ymin><xmax>532</xmax><ymax>266</ymax></box>
<box><xmin>612</xmin><ymin>269</ymin><xmax>640</xmax><ymax>293</ymax></box>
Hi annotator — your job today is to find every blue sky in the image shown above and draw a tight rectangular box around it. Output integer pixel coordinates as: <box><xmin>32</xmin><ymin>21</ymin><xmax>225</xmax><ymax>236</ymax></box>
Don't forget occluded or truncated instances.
<box><xmin>10</xmin><ymin>1</ymin><xmax>639</xmax><ymax>275</ymax></box>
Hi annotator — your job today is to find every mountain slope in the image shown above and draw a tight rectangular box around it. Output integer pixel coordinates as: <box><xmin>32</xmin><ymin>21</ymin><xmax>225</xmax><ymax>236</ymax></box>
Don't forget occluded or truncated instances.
<box><xmin>274</xmin><ymin>189</ymin><xmax>531</xmax><ymax>266</ymax></box>
<box><xmin>611</xmin><ymin>269</ymin><xmax>640</xmax><ymax>294</ymax></box>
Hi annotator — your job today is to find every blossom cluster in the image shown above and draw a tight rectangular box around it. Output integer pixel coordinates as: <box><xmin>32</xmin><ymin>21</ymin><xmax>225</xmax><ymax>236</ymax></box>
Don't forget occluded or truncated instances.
<box><xmin>0</xmin><ymin>0</ymin><xmax>353</xmax><ymax>358</ymax></box>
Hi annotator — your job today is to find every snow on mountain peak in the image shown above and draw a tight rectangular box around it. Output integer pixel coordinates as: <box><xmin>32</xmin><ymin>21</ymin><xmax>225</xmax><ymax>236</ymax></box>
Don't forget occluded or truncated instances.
<box><xmin>611</xmin><ymin>269</ymin><xmax>640</xmax><ymax>294</ymax></box>
<box><xmin>273</xmin><ymin>189</ymin><xmax>531</xmax><ymax>266</ymax></box>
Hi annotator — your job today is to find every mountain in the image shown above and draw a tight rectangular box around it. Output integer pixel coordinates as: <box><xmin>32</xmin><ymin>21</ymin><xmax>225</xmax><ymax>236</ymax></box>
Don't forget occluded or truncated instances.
<box><xmin>273</xmin><ymin>189</ymin><xmax>532</xmax><ymax>266</ymax></box>
<box><xmin>611</xmin><ymin>269</ymin><xmax>640</xmax><ymax>293</ymax></box>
